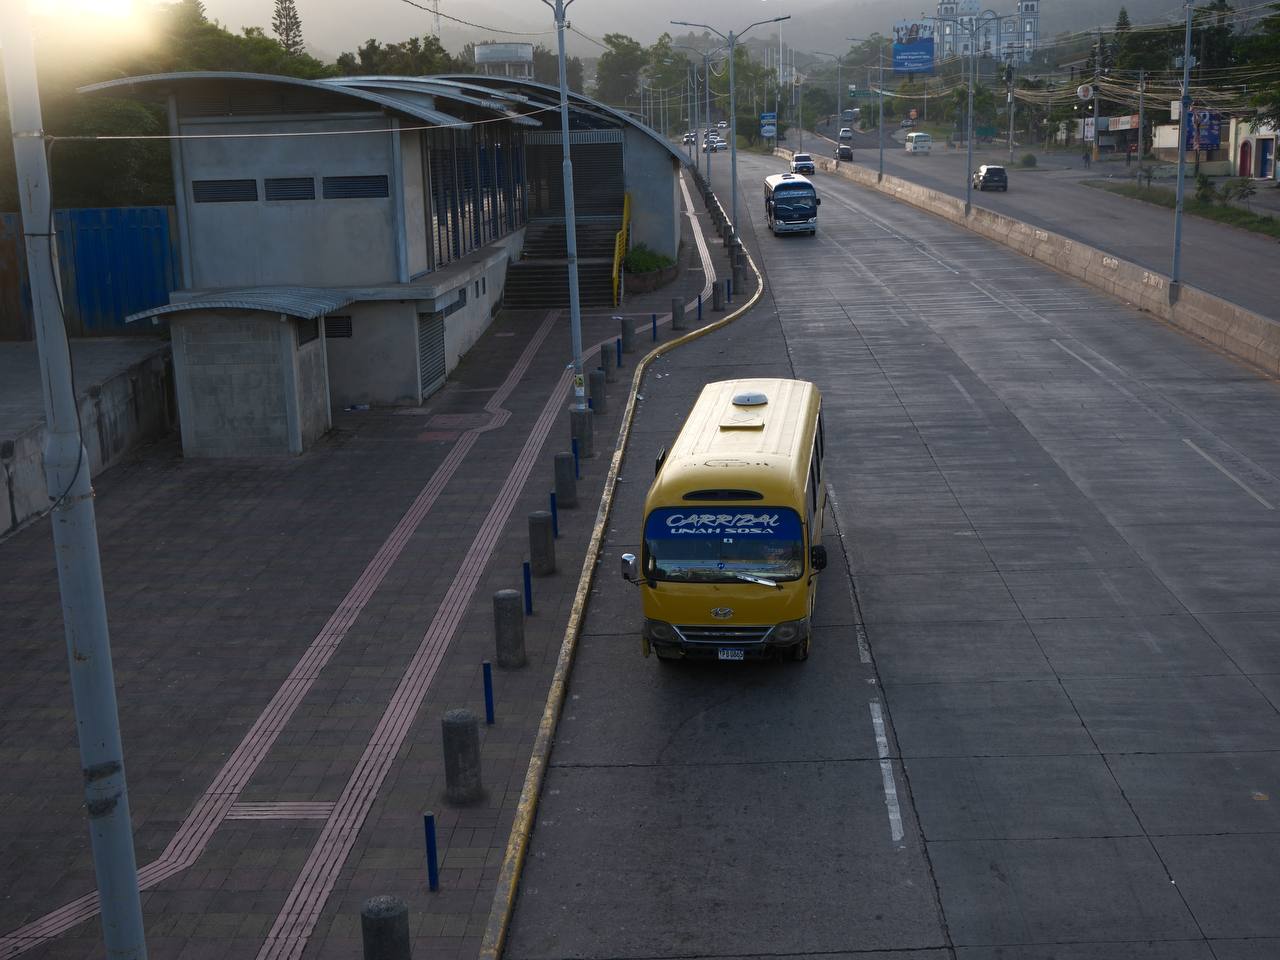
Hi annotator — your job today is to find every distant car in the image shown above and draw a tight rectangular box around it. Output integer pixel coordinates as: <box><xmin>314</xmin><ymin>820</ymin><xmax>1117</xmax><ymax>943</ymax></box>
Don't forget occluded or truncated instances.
<box><xmin>790</xmin><ymin>153</ymin><xmax>816</xmax><ymax>174</ymax></box>
<box><xmin>838</xmin><ymin>127</ymin><xmax>854</xmax><ymax>141</ymax></box>
<box><xmin>900</xmin><ymin>118</ymin><xmax>915</xmax><ymax>129</ymax></box>
<box><xmin>972</xmin><ymin>164</ymin><xmax>1009</xmax><ymax>191</ymax></box>
<box><xmin>682</xmin><ymin>132</ymin><xmax>695</xmax><ymax>144</ymax></box>
<box><xmin>717</xmin><ymin>120</ymin><xmax>728</xmax><ymax>129</ymax></box>
<box><xmin>835</xmin><ymin>143</ymin><xmax>854</xmax><ymax>161</ymax></box>
<box><xmin>715</xmin><ymin>139</ymin><xmax>729</xmax><ymax>151</ymax></box>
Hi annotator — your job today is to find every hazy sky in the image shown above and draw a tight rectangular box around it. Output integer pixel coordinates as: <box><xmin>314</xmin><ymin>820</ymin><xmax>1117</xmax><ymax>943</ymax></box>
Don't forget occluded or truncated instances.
<box><xmin>198</xmin><ymin>0</ymin><xmax>873</xmax><ymax>60</ymax></box>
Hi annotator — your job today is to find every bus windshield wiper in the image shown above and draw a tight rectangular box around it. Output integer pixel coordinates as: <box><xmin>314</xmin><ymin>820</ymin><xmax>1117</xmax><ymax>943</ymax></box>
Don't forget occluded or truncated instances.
<box><xmin>727</xmin><ymin>572</ymin><xmax>781</xmax><ymax>589</ymax></box>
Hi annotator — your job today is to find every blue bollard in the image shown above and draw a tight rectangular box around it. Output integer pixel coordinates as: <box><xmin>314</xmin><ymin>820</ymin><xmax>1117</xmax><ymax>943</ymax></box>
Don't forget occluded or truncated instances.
<box><xmin>651</xmin><ymin>313</ymin><xmax>657</xmax><ymax>341</ymax></box>
<box><xmin>483</xmin><ymin>661</ymin><xmax>495</xmax><ymax>726</ymax></box>
<box><xmin>522</xmin><ymin>561</ymin><xmax>533</xmax><ymax>615</ymax></box>
<box><xmin>571</xmin><ymin>438</ymin><xmax>580</xmax><ymax>479</ymax></box>
<box><xmin>616</xmin><ymin>338</ymin><xmax>623</xmax><ymax>368</ymax></box>
<box><xmin>587</xmin><ymin>397</ymin><xmax>593</xmax><ymax>411</ymax></box>
<box><xmin>423</xmin><ymin>812</ymin><xmax>439</xmax><ymax>891</ymax></box>
<box><xmin>550</xmin><ymin>492</ymin><xmax>559</xmax><ymax>538</ymax></box>
<box><xmin>698</xmin><ymin>293</ymin><xmax>703</xmax><ymax>322</ymax></box>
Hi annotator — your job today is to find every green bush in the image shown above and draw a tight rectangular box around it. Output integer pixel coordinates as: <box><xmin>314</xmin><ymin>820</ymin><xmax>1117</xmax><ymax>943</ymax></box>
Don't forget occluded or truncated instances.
<box><xmin>625</xmin><ymin>243</ymin><xmax>675</xmax><ymax>274</ymax></box>
<box><xmin>1194</xmin><ymin>172</ymin><xmax>1217</xmax><ymax>204</ymax></box>
<box><xmin>1019</xmin><ymin>153</ymin><xmax>1038</xmax><ymax>168</ymax></box>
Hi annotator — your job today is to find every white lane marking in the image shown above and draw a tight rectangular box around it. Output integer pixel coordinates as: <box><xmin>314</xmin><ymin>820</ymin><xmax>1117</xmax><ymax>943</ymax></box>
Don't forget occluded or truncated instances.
<box><xmin>947</xmin><ymin>374</ymin><xmax>980</xmax><ymax>411</ymax></box>
<box><xmin>869</xmin><ymin>701</ymin><xmax>905</xmax><ymax>843</ymax></box>
<box><xmin>825</xmin><ymin>482</ymin><xmax>872</xmax><ymax>664</ymax></box>
<box><xmin>1051</xmin><ymin>337</ymin><xmax>1106</xmax><ymax>377</ymax></box>
<box><xmin>1183</xmin><ymin>438</ymin><xmax>1276</xmax><ymax>511</ymax></box>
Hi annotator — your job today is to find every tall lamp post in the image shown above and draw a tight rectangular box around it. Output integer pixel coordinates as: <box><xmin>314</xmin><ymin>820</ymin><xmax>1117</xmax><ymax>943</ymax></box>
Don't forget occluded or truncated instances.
<box><xmin>848</xmin><ymin>36</ymin><xmax>889</xmax><ymax>182</ymax></box>
<box><xmin>672</xmin><ymin>14</ymin><xmax>791</xmax><ymax>242</ymax></box>
<box><xmin>542</xmin><ymin>0</ymin><xmax>585</xmax><ymax>408</ymax></box>
<box><xmin>929</xmin><ymin>10</ymin><xmax>1017</xmax><ymax>214</ymax></box>
<box><xmin>674</xmin><ymin>43</ymin><xmax>726</xmax><ymax>180</ymax></box>
<box><xmin>1170</xmin><ymin>0</ymin><xmax>1193</xmax><ymax>301</ymax></box>
<box><xmin>812</xmin><ymin>51</ymin><xmax>849</xmax><ymax>135</ymax></box>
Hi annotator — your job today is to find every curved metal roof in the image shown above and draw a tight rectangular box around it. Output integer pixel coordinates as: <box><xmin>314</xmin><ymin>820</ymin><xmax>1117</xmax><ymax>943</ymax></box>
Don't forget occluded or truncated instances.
<box><xmin>324</xmin><ymin>78</ymin><xmax>542</xmax><ymax>126</ymax></box>
<box><xmin>128</xmin><ymin>287</ymin><xmax>357</xmax><ymax>323</ymax></box>
<box><xmin>438</xmin><ymin>75</ymin><xmax>687</xmax><ymax>163</ymax></box>
<box><xmin>78</xmin><ymin>72</ymin><xmax>472</xmax><ymax>129</ymax></box>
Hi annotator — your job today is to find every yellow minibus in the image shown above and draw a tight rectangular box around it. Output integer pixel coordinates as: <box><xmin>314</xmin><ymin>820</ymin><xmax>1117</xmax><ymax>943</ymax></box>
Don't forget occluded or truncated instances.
<box><xmin>621</xmin><ymin>379</ymin><xmax>827</xmax><ymax>662</ymax></box>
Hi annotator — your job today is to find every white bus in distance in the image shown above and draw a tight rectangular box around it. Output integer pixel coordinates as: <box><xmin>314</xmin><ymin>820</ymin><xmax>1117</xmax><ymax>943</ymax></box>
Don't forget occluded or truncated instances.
<box><xmin>763</xmin><ymin>174</ymin><xmax>821</xmax><ymax>236</ymax></box>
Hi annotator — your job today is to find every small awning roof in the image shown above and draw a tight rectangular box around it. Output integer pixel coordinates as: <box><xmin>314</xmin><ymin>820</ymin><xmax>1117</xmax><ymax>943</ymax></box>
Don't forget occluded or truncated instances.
<box><xmin>128</xmin><ymin>287</ymin><xmax>357</xmax><ymax>323</ymax></box>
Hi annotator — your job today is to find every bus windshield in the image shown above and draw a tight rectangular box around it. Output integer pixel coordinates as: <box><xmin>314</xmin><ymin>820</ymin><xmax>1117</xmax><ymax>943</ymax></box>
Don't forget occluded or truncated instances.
<box><xmin>772</xmin><ymin>187</ymin><xmax>817</xmax><ymax>220</ymax></box>
<box><xmin>643</xmin><ymin>507</ymin><xmax>805</xmax><ymax>583</ymax></box>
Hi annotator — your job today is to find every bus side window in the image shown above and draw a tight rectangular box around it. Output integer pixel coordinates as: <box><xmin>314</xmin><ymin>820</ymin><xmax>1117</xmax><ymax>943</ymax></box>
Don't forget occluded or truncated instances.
<box><xmin>818</xmin><ymin>411</ymin><xmax>825</xmax><ymax>460</ymax></box>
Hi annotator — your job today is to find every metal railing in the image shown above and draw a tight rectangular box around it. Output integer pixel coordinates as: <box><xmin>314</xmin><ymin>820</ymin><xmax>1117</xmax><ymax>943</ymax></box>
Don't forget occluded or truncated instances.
<box><xmin>611</xmin><ymin>192</ymin><xmax>632</xmax><ymax>307</ymax></box>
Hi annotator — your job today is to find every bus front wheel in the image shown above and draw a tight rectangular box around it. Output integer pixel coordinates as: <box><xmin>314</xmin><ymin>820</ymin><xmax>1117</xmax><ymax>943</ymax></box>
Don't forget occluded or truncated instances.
<box><xmin>790</xmin><ymin>635</ymin><xmax>811</xmax><ymax>661</ymax></box>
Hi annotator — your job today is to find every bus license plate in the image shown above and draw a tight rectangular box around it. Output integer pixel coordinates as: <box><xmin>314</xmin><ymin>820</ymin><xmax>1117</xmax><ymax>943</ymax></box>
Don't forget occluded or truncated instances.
<box><xmin>718</xmin><ymin>648</ymin><xmax>745</xmax><ymax>661</ymax></box>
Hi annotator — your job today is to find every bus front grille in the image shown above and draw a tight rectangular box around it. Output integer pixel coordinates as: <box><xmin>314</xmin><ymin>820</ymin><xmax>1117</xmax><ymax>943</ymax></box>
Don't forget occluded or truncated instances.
<box><xmin>674</xmin><ymin>625</ymin><xmax>773</xmax><ymax>646</ymax></box>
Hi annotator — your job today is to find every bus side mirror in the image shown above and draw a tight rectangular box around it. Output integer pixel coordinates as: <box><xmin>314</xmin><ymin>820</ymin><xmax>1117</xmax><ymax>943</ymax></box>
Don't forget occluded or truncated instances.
<box><xmin>655</xmin><ymin>447</ymin><xmax>667</xmax><ymax>476</ymax></box>
<box><xmin>815</xmin><ymin>198</ymin><xmax>822</xmax><ymax>205</ymax></box>
<box><xmin>810</xmin><ymin>545</ymin><xmax>828</xmax><ymax>571</ymax></box>
<box><xmin>621</xmin><ymin>553</ymin><xmax>639</xmax><ymax>583</ymax></box>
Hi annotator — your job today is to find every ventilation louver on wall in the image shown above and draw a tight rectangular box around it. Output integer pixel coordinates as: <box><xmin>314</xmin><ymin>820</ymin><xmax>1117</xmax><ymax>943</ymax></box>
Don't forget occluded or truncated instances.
<box><xmin>192</xmin><ymin>179</ymin><xmax>258</xmax><ymax>203</ymax></box>
<box><xmin>325</xmin><ymin>315</ymin><xmax>353</xmax><ymax>338</ymax></box>
<box><xmin>418</xmin><ymin>311</ymin><xmax>446</xmax><ymax>399</ymax></box>
<box><xmin>265</xmin><ymin>177</ymin><xmax>316</xmax><ymax>201</ymax></box>
<box><xmin>322</xmin><ymin>175</ymin><xmax>390</xmax><ymax>199</ymax></box>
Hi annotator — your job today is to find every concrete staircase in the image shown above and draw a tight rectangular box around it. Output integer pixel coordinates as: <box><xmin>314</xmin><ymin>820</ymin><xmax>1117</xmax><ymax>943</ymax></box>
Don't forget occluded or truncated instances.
<box><xmin>504</xmin><ymin>218</ymin><xmax>620</xmax><ymax>309</ymax></box>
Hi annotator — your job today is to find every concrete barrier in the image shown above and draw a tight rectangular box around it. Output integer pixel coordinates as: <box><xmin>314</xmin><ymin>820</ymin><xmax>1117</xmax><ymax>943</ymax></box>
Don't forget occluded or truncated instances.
<box><xmin>778</xmin><ymin>146</ymin><xmax>1280</xmax><ymax>377</ymax></box>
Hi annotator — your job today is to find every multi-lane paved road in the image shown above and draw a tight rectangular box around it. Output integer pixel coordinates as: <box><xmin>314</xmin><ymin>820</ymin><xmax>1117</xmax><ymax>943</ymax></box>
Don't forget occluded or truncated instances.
<box><xmin>799</xmin><ymin>121</ymin><xmax>1280</xmax><ymax>322</ymax></box>
<box><xmin>503</xmin><ymin>151</ymin><xmax>1280</xmax><ymax>958</ymax></box>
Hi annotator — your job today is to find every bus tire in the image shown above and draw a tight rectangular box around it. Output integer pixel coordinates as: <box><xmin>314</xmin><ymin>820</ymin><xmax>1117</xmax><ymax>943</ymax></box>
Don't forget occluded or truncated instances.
<box><xmin>654</xmin><ymin>647</ymin><xmax>681</xmax><ymax>662</ymax></box>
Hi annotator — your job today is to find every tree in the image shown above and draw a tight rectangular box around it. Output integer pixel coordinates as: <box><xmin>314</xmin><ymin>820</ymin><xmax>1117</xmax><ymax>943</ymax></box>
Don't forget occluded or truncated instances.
<box><xmin>272</xmin><ymin>0</ymin><xmax>305</xmax><ymax>56</ymax></box>
<box><xmin>335</xmin><ymin>35</ymin><xmax>460</xmax><ymax>76</ymax></box>
<box><xmin>1244</xmin><ymin>3</ymin><xmax>1280</xmax><ymax>128</ymax></box>
<box><xmin>594</xmin><ymin>33</ymin><xmax>646</xmax><ymax>107</ymax></box>
<box><xmin>532</xmin><ymin>45</ymin><xmax>584</xmax><ymax>91</ymax></box>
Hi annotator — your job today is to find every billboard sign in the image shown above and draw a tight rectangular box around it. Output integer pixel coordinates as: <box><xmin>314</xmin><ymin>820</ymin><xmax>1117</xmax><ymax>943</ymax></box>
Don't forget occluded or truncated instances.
<box><xmin>1186</xmin><ymin>110</ymin><xmax>1221</xmax><ymax>150</ymax></box>
<box><xmin>892</xmin><ymin>21</ymin><xmax>935</xmax><ymax>74</ymax></box>
<box><xmin>760</xmin><ymin>112</ymin><xmax>777</xmax><ymax>123</ymax></box>
<box><xmin>761</xmin><ymin>124</ymin><xmax>778</xmax><ymax>138</ymax></box>
<box><xmin>474</xmin><ymin>42</ymin><xmax>534</xmax><ymax>65</ymax></box>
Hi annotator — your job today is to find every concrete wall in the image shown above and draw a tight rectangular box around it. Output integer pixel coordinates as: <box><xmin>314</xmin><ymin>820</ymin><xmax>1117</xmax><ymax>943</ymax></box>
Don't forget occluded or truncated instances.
<box><xmin>624</xmin><ymin>129</ymin><xmax>681</xmax><ymax>259</ymax></box>
<box><xmin>179</xmin><ymin>115</ymin><xmax>398</xmax><ymax>288</ymax></box>
<box><xmin>296</xmin><ymin>331</ymin><xmax>331</xmax><ymax>446</ymax></box>
<box><xmin>324</xmin><ymin>230</ymin><xmax>524</xmax><ymax>409</ymax></box>
<box><xmin>2</xmin><ymin>345</ymin><xmax>174</xmax><ymax>535</ymax></box>
<box><xmin>778</xmin><ymin>147</ymin><xmax>1280</xmax><ymax>378</ymax></box>
<box><xmin>172</xmin><ymin>312</ymin><xmax>296</xmax><ymax>457</ymax></box>
<box><xmin>401</xmin><ymin>130</ymin><xmax>430</xmax><ymax>277</ymax></box>
<box><xmin>325</xmin><ymin>300</ymin><xmax>421</xmax><ymax>407</ymax></box>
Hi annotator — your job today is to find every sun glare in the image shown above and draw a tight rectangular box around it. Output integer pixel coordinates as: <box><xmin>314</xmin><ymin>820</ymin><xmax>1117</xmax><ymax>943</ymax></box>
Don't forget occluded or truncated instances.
<box><xmin>27</xmin><ymin>0</ymin><xmax>157</xmax><ymax>57</ymax></box>
<box><xmin>32</xmin><ymin>0</ymin><xmax>138</xmax><ymax>18</ymax></box>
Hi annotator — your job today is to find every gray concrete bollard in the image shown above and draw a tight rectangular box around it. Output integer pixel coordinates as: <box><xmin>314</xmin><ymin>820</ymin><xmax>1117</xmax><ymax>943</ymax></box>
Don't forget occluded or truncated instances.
<box><xmin>442</xmin><ymin>708</ymin><xmax>483</xmax><ymax>804</ymax></box>
<box><xmin>493</xmin><ymin>589</ymin><xmax>526</xmax><ymax>669</ymax></box>
<box><xmin>671</xmin><ymin>297</ymin><xmax>686</xmax><ymax>331</ymax></box>
<box><xmin>588</xmin><ymin>368</ymin><xmax>607</xmax><ymax>416</ymax></box>
<box><xmin>361</xmin><ymin>895</ymin><xmax>411</xmax><ymax>960</ymax></box>
<box><xmin>712</xmin><ymin>280</ymin><xmax>725</xmax><ymax>312</ymax></box>
<box><xmin>732</xmin><ymin>257</ymin><xmax>745</xmax><ymax>296</ymax></box>
<box><xmin>570</xmin><ymin>405</ymin><xmax>593</xmax><ymax>459</ymax></box>
<box><xmin>600</xmin><ymin>351</ymin><xmax>616</xmax><ymax>384</ymax></box>
<box><xmin>618</xmin><ymin>315</ymin><xmax>635</xmax><ymax>354</ymax></box>
<box><xmin>529</xmin><ymin>510</ymin><xmax>556</xmax><ymax>576</ymax></box>
<box><xmin>554</xmin><ymin>451</ymin><xmax>578</xmax><ymax>508</ymax></box>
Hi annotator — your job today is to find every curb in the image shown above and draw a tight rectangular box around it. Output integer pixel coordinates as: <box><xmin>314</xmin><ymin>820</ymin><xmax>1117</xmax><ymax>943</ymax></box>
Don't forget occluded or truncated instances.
<box><xmin>477</xmin><ymin>175</ymin><xmax>765</xmax><ymax>960</ymax></box>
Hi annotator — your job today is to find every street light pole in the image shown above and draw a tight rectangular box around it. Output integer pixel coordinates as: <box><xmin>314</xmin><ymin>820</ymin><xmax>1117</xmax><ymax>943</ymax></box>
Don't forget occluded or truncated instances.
<box><xmin>0</xmin><ymin>3</ymin><xmax>148</xmax><ymax>957</ymax></box>
<box><xmin>673</xmin><ymin>15</ymin><xmax>790</xmax><ymax>241</ymax></box>
<box><xmin>1171</xmin><ymin>0</ymin><xmax>1193</xmax><ymax>300</ymax></box>
<box><xmin>543</xmin><ymin>0</ymin><xmax>585</xmax><ymax>408</ymax></box>
<box><xmin>849</xmin><ymin>37</ymin><xmax>888</xmax><ymax>181</ymax></box>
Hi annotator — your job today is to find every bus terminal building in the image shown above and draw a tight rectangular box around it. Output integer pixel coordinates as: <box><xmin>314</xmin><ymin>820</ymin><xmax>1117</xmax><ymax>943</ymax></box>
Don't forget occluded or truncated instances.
<box><xmin>79</xmin><ymin>72</ymin><xmax>683</xmax><ymax>457</ymax></box>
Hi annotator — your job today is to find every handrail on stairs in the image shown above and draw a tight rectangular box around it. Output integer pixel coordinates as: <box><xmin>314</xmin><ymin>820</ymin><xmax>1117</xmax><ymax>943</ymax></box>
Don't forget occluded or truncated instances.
<box><xmin>611</xmin><ymin>193</ymin><xmax>632</xmax><ymax>308</ymax></box>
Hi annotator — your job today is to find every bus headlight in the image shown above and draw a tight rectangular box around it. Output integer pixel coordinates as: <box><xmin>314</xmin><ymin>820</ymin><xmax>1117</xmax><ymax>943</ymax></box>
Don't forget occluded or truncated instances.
<box><xmin>771</xmin><ymin>619</ymin><xmax>809</xmax><ymax>643</ymax></box>
<box><xmin>644</xmin><ymin>619</ymin><xmax>675</xmax><ymax>642</ymax></box>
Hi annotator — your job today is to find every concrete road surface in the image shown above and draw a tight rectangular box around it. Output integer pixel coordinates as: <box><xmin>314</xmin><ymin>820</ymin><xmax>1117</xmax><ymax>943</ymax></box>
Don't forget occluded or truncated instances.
<box><xmin>502</xmin><ymin>152</ymin><xmax>1280</xmax><ymax>960</ymax></box>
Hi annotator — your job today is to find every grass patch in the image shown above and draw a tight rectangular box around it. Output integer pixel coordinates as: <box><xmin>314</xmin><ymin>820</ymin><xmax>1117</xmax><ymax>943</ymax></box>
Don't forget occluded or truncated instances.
<box><xmin>1084</xmin><ymin>179</ymin><xmax>1280</xmax><ymax>240</ymax></box>
<box><xmin>625</xmin><ymin>243</ymin><xmax>675</xmax><ymax>274</ymax></box>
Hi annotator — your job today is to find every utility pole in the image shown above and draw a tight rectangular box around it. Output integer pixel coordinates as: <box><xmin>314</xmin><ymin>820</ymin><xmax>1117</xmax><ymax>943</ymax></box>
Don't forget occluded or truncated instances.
<box><xmin>1093</xmin><ymin>27</ymin><xmax>1102</xmax><ymax>162</ymax></box>
<box><xmin>543</xmin><ymin>0</ymin><xmax>586</xmax><ymax>408</ymax></box>
<box><xmin>1171</xmin><ymin>0</ymin><xmax>1193</xmax><ymax>301</ymax></box>
<box><xmin>1138</xmin><ymin>69</ymin><xmax>1146</xmax><ymax>162</ymax></box>
<box><xmin>1007</xmin><ymin>62</ymin><xmax>1015</xmax><ymax>163</ymax></box>
<box><xmin>0</xmin><ymin>3</ymin><xmax>148</xmax><ymax>958</ymax></box>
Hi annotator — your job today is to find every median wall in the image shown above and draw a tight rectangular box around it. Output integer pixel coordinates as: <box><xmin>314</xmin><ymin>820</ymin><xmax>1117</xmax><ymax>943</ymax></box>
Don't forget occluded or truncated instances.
<box><xmin>776</xmin><ymin>148</ymin><xmax>1280</xmax><ymax>377</ymax></box>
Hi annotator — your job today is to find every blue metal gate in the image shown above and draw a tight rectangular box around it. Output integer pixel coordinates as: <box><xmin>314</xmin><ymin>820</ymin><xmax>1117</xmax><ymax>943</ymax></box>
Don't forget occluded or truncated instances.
<box><xmin>0</xmin><ymin>206</ymin><xmax>180</xmax><ymax>340</ymax></box>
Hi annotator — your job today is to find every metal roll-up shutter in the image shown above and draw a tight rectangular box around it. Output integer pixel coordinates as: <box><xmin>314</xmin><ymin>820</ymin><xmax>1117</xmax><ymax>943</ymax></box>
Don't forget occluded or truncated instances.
<box><xmin>418</xmin><ymin>311</ymin><xmax>446</xmax><ymax>398</ymax></box>
<box><xmin>525</xmin><ymin>131</ymin><xmax>625</xmax><ymax>218</ymax></box>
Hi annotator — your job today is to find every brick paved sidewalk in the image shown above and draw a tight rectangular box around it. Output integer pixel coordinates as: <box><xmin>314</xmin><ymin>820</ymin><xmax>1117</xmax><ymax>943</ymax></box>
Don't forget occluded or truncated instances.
<box><xmin>0</xmin><ymin>174</ymin><xmax>745</xmax><ymax>960</ymax></box>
